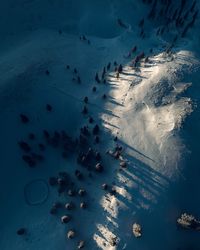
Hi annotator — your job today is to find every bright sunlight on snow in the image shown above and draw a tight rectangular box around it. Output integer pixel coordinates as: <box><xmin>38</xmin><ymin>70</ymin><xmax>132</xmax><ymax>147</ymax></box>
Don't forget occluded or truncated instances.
<box><xmin>0</xmin><ymin>0</ymin><xmax>200</xmax><ymax>250</ymax></box>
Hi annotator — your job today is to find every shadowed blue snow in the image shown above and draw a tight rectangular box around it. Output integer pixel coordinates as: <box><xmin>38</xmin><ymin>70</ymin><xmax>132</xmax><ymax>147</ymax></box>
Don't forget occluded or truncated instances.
<box><xmin>0</xmin><ymin>0</ymin><xmax>200</xmax><ymax>250</ymax></box>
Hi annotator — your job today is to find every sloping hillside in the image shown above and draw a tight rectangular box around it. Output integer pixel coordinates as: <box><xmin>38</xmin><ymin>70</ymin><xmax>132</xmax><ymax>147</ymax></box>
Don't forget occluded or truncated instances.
<box><xmin>0</xmin><ymin>1</ymin><xmax>200</xmax><ymax>249</ymax></box>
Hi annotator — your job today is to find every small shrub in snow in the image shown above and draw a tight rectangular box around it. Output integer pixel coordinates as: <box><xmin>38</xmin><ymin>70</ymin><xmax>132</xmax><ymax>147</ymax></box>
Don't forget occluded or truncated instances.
<box><xmin>49</xmin><ymin>177</ymin><xmax>57</xmax><ymax>186</ymax></box>
<box><xmin>28</xmin><ymin>133</ymin><xmax>35</xmax><ymax>140</ymax></box>
<box><xmin>78</xmin><ymin>240</ymin><xmax>85</xmax><ymax>249</ymax></box>
<box><xmin>120</xmin><ymin>161</ymin><xmax>127</xmax><ymax>168</ymax></box>
<box><xmin>78</xmin><ymin>189</ymin><xmax>86</xmax><ymax>196</ymax></box>
<box><xmin>18</xmin><ymin>141</ymin><xmax>31</xmax><ymax>152</ymax></box>
<box><xmin>102</xmin><ymin>183</ymin><xmax>108</xmax><ymax>190</ymax></box>
<box><xmin>45</xmin><ymin>70</ymin><xmax>50</xmax><ymax>75</ymax></box>
<box><xmin>80</xmin><ymin>202</ymin><xmax>87</xmax><ymax>209</ymax></box>
<box><xmin>17</xmin><ymin>228</ymin><xmax>26</xmax><ymax>235</ymax></box>
<box><xmin>68</xmin><ymin>189</ymin><xmax>76</xmax><ymax>197</ymax></box>
<box><xmin>95</xmin><ymin>136</ymin><xmax>100</xmax><ymax>143</ymax></box>
<box><xmin>95</xmin><ymin>163</ymin><xmax>104</xmax><ymax>172</ymax></box>
<box><xmin>20</xmin><ymin>114</ymin><xmax>29</xmax><ymax>124</ymax></box>
<box><xmin>82</xmin><ymin>106</ymin><xmax>88</xmax><ymax>114</ymax></box>
<box><xmin>46</xmin><ymin>104</ymin><xmax>52</xmax><ymax>111</ymax></box>
<box><xmin>67</xmin><ymin>230</ymin><xmax>75</xmax><ymax>239</ymax></box>
<box><xmin>65</xmin><ymin>202</ymin><xmax>74</xmax><ymax>210</ymax></box>
<box><xmin>93</xmin><ymin>124</ymin><xmax>100</xmax><ymax>135</ymax></box>
<box><xmin>61</xmin><ymin>215</ymin><xmax>71</xmax><ymax>224</ymax></box>
<box><xmin>84</xmin><ymin>96</ymin><xmax>88</xmax><ymax>103</ymax></box>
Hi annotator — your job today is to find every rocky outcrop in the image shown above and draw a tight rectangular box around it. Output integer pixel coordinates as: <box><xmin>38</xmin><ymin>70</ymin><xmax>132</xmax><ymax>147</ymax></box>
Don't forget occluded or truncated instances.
<box><xmin>177</xmin><ymin>213</ymin><xmax>200</xmax><ymax>231</ymax></box>
<box><xmin>132</xmin><ymin>223</ymin><xmax>142</xmax><ymax>238</ymax></box>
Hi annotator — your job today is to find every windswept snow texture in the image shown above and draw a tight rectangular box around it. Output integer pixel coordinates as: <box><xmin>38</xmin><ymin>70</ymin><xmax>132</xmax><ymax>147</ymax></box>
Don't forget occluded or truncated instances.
<box><xmin>0</xmin><ymin>0</ymin><xmax>200</xmax><ymax>250</ymax></box>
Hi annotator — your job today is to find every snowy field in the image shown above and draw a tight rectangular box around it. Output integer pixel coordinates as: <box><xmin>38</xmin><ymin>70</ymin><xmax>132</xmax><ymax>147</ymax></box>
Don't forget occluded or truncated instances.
<box><xmin>0</xmin><ymin>0</ymin><xmax>200</xmax><ymax>249</ymax></box>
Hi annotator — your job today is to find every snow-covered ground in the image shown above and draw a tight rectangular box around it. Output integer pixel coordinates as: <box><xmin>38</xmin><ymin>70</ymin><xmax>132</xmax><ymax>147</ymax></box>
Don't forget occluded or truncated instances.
<box><xmin>0</xmin><ymin>0</ymin><xmax>200</xmax><ymax>249</ymax></box>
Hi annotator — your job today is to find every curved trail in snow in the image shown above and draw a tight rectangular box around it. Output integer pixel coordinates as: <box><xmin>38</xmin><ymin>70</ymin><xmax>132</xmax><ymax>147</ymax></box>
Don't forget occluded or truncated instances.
<box><xmin>0</xmin><ymin>1</ymin><xmax>200</xmax><ymax>250</ymax></box>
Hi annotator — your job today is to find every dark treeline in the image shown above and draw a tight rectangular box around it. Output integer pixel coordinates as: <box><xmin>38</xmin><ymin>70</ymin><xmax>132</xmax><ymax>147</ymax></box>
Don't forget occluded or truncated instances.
<box><xmin>141</xmin><ymin>0</ymin><xmax>198</xmax><ymax>41</ymax></box>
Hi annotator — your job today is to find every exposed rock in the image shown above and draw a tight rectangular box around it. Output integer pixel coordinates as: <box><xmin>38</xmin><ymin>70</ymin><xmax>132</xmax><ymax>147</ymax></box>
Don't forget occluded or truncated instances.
<box><xmin>132</xmin><ymin>223</ymin><xmax>142</xmax><ymax>238</ymax></box>
<box><xmin>177</xmin><ymin>213</ymin><xmax>200</xmax><ymax>231</ymax></box>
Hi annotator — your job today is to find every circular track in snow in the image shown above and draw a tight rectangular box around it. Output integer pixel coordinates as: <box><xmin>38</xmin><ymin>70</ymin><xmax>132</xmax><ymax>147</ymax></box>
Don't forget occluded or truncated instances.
<box><xmin>24</xmin><ymin>179</ymin><xmax>49</xmax><ymax>206</ymax></box>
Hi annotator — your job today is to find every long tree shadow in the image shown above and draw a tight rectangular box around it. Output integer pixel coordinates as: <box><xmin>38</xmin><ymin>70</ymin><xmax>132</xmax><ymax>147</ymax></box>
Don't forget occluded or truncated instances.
<box><xmin>93</xmin><ymin>49</ymin><xmax>175</xmax><ymax>249</ymax></box>
<box><xmin>120</xmin><ymin>140</ymin><xmax>155</xmax><ymax>162</ymax></box>
<box><xmin>93</xmin><ymin>127</ymin><xmax>171</xmax><ymax>249</ymax></box>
